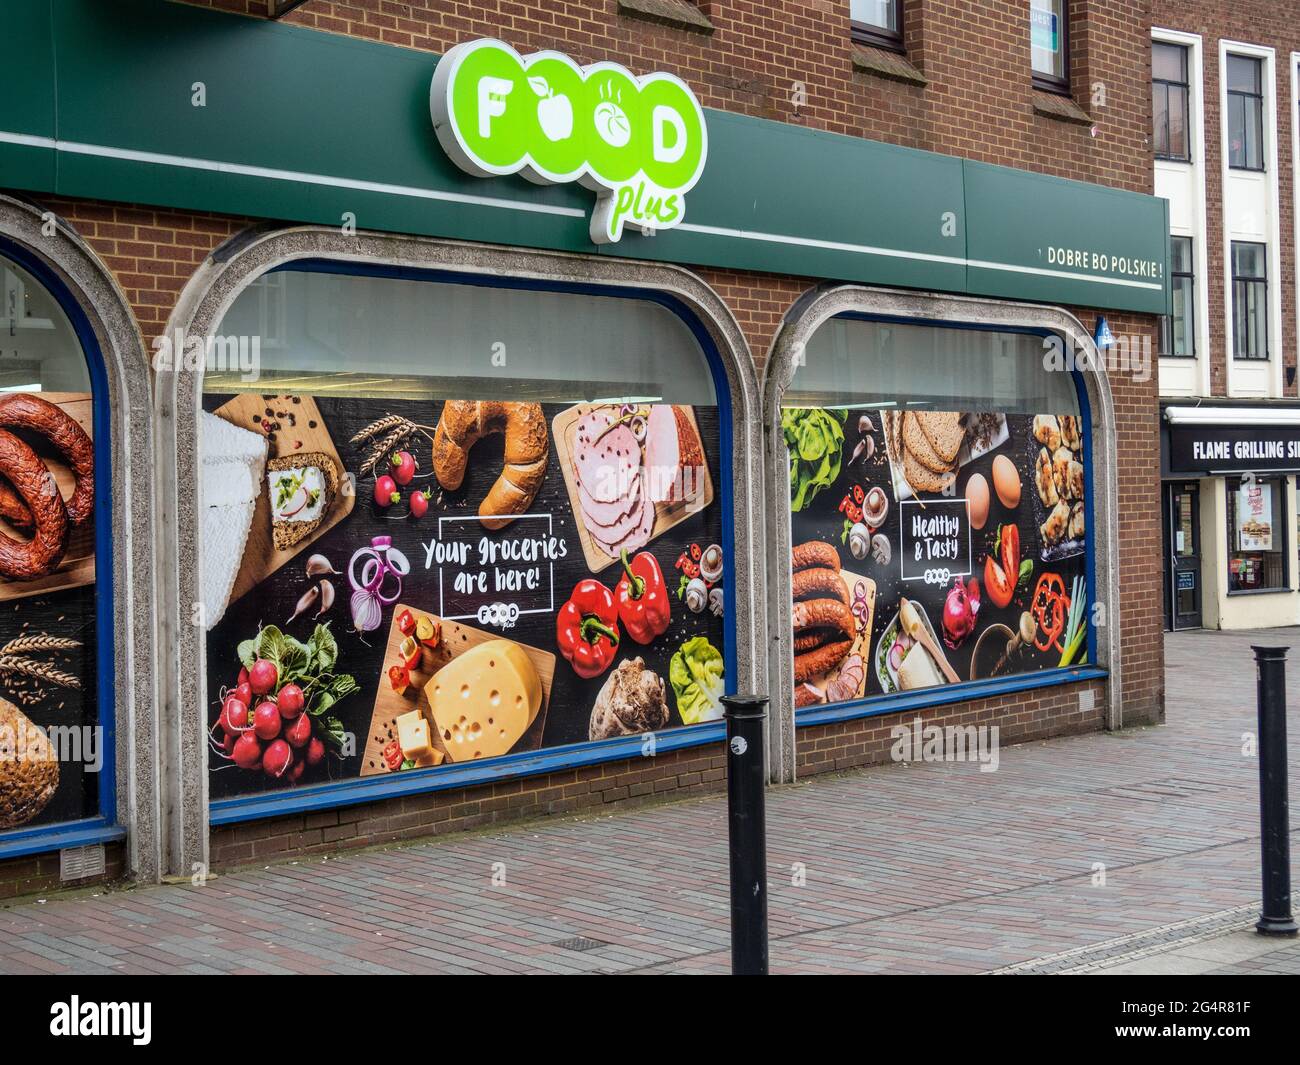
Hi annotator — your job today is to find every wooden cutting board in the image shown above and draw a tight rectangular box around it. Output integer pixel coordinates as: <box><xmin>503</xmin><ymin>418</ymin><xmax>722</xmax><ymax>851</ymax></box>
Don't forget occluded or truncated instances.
<box><xmin>360</xmin><ymin>603</ymin><xmax>555</xmax><ymax>777</ymax></box>
<box><xmin>552</xmin><ymin>403</ymin><xmax>714</xmax><ymax>574</ymax></box>
<box><xmin>215</xmin><ymin>393</ymin><xmax>355</xmax><ymax>609</ymax></box>
<box><xmin>0</xmin><ymin>393</ymin><xmax>95</xmax><ymax>602</ymax></box>
<box><xmin>803</xmin><ymin>568</ymin><xmax>875</xmax><ymax>701</ymax></box>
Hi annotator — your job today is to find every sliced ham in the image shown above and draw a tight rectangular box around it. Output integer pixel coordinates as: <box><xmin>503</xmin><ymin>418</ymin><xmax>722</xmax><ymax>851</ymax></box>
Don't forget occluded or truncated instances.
<box><xmin>590</xmin><ymin>482</ymin><xmax>656</xmax><ymax>557</ymax></box>
<box><xmin>573</xmin><ymin>408</ymin><xmax>640</xmax><ymax>504</ymax></box>
<box><xmin>642</xmin><ymin>405</ymin><xmax>705</xmax><ymax>504</ymax></box>
<box><xmin>579</xmin><ymin>473</ymin><xmax>643</xmax><ymax>542</ymax></box>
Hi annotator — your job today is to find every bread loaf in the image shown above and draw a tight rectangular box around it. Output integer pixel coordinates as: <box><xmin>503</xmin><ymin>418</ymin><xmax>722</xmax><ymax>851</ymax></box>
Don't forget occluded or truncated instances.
<box><xmin>433</xmin><ymin>401</ymin><xmax>549</xmax><ymax>529</ymax></box>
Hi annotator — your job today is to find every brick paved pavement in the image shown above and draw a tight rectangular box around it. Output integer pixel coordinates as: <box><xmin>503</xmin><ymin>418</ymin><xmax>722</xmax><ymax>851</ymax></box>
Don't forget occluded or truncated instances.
<box><xmin>0</xmin><ymin>628</ymin><xmax>1296</xmax><ymax>974</ymax></box>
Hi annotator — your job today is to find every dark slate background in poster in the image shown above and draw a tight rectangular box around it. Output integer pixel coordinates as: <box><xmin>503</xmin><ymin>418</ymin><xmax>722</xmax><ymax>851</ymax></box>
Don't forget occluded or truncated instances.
<box><xmin>204</xmin><ymin>394</ymin><xmax>724</xmax><ymax>801</ymax></box>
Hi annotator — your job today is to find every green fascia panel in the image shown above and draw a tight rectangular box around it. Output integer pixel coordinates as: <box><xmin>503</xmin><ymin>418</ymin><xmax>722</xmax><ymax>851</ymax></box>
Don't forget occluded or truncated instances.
<box><xmin>0</xmin><ymin>1</ymin><xmax>55</xmax><ymax>138</ymax></box>
<box><xmin>3</xmin><ymin>0</ymin><xmax>1169</xmax><ymax>316</ymax></box>
<box><xmin>964</xmin><ymin>161</ymin><xmax>1170</xmax><ymax>315</ymax></box>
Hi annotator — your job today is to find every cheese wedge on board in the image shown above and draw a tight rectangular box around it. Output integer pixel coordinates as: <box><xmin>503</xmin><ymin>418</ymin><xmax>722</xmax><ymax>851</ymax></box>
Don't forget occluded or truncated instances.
<box><xmin>428</xmin><ymin>641</ymin><xmax>542</xmax><ymax>761</ymax></box>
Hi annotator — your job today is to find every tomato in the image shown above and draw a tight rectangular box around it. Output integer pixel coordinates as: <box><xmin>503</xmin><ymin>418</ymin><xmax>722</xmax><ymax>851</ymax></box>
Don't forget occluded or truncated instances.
<box><xmin>984</xmin><ymin>554</ymin><xmax>1014</xmax><ymax>609</ymax></box>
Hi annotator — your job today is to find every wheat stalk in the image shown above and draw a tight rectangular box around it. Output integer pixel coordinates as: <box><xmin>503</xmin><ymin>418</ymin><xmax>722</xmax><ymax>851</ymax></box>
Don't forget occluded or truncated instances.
<box><xmin>0</xmin><ymin>655</ymin><xmax>81</xmax><ymax>690</ymax></box>
<box><xmin>350</xmin><ymin>414</ymin><xmax>408</xmax><ymax>446</ymax></box>
<box><xmin>1</xmin><ymin>635</ymin><xmax>81</xmax><ymax>655</ymax></box>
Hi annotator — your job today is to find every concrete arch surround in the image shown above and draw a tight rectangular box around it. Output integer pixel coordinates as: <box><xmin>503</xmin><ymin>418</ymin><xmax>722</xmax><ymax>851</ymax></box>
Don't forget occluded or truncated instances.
<box><xmin>0</xmin><ymin>194</ymin><xmax>159</xmax><ymax>880</ymax></box>
<box><xmin>762</xmin><ymin>285</ymin><xmax>1123</xmax><ymax>780</ymax></box>
<box><xmin>158</xmin><ymin>225</ymin><xmax>765</xmax><ymax>876</ymax></box>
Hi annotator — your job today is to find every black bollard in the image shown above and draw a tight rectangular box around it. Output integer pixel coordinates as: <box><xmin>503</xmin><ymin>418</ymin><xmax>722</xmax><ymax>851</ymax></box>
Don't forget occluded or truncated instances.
<box><xmin>1252</xmin><ymin>645</ymin><xmax>1297</xmax><ymax>937</ymax></box>
<box><xmin>722</xmin><ymin>694</ymin><xmax>770</xmax><ymax>974</ymax></box>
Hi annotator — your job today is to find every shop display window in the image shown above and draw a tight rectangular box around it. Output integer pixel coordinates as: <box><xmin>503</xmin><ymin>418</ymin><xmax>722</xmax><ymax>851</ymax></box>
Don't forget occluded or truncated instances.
<box><xmin>201</xmin><ymin>264</ymin><xmax>730</xmax><ymax>803</ymax></box>
<box><xmin>783</xmin><ymin>316</ymin><xmax>1091</xmax><ymax>711</ymax></box>
<box><xmin>1227</xmin><ymin>476</ymin><xmax>1290</xmax><ymax>593</ymax></box>
<box><xmin>0</xmin><ymin>246</ymin><xmax>106</xmax><ymax>838</ymax></box>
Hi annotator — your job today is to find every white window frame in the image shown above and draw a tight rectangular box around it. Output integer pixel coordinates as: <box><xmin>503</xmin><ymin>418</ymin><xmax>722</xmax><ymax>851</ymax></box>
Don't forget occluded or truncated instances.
<box><xmin>1219</xmin><ymin>39</ymin><xmax>1283</xmax><ymax>398</ymax></box>
<box><xmin>1154</xmin><ymin>28</ymin><xmax>1211</xmax><ymax>397</ymax></box>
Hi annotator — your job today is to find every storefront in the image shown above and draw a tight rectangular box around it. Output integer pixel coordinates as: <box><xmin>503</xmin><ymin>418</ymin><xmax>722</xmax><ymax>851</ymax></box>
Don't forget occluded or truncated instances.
<box><xmin>0</xmin><ymin>0</ymin><xmax>1170</xmax><ymax>883</ymax></box>
<box><xmin>1160</xmin><ymin>403</ymin><xmax>1300</xmax><ymax>631</ymax></box>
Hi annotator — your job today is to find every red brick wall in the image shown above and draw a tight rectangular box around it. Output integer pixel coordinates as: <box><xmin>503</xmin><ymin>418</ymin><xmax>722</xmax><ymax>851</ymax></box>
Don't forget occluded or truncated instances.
<box><xmin>1150</xmin><ymin>1</ymin><xmax>1299</xmax><ymax>397</ymax></box>
<box><xmin>0</xmin><ymin>1</ymin><xmax>1166</xmax><ymax>885</ymax></box>
<box><xmin>0</xmin><ymin>843</ymin><xmax>126</xmax><ymax>902</ymax></box>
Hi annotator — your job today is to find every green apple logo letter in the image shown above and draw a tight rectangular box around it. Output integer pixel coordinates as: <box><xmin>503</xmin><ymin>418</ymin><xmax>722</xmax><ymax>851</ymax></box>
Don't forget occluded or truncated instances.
<box><xmin>431</xmin><ymin>38</ymin><xmax>707</xmax><ymax>244</ymax></box>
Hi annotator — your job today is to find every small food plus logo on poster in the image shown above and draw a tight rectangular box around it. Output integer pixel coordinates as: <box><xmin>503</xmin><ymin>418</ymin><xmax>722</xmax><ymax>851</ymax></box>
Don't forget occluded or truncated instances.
<box><xmin>431</xmin><ymin>38</ymin><xmax>708</xmax><ymax>244</ymax></box>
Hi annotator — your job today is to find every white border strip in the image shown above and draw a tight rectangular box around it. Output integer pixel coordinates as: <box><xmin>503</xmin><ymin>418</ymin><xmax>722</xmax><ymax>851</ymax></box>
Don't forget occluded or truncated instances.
<box><xmin>1</xmin><ymin>130</ymin><xmax>1163</xmax><ymax>293</ymax></box>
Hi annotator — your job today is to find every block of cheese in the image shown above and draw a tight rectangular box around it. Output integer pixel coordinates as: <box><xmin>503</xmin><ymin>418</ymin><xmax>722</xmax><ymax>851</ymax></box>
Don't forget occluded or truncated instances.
<box><xmin>428</xmin><ymin>640</ymin><xmax>542</xmax><ymax>762</ymax></box>
<box><xmin>396</xmin><ymin>710</ymin><xmax>436</xmax><ymax>763</ymax></box>
<box><xmin>897</xmin><ymin>642</ymin><xmax>944</xmax><ymax>692</ymax></box>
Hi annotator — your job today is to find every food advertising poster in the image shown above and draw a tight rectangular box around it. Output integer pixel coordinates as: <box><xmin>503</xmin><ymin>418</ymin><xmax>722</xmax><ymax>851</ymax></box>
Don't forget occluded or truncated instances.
<box><xmin>0</xmin><ymin>392</ymin><xmax>99</xmax><ymax>832</ymax></box>
<box><xmin>200</xmin><ymin>393</ymin><xmax>726</xmax><ymax>799</ymax></box>
<box><xmin>1236</xmin><ymin>482</ymin><xmax>1273</xmax><ymax>552</ymax></box>
<box><xmin>783</xmin><ymin>406</ymin><xmax>1089</xmax><ymax>709</ymax></box>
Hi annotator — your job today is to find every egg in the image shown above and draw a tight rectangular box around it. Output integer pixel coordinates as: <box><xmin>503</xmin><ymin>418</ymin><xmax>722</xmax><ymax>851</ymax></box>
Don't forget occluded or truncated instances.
<box><xmin>992</xmin><ymin>454</ymin><xmax>1021</xmax><ymax>509</ymax></box>
<box><xmin>965</xmin><ymin>473</ymin><xmax>990</xmax><ymax>529</ymax></box>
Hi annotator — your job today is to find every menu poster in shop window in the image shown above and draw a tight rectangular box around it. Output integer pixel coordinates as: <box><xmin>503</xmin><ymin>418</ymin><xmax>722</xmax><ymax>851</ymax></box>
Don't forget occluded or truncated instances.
<box><xmin>1236</xmin><ymin>482</ymin><xmax>1274</xmax><ymax>551</ymax></box>
<box><xmin>0</xmin><ymin>392</ymin><xmax>100</xmax><ymax>832</ymax></box>
<box><xmin>199</xmin><ymin>393</ymin><xmax>725</xmax><ymax>800</ymax></box>
<box><xmin>783</xmin><ymin>407</ymin><xmax>1089</xmax><ymax>708</ymax></box>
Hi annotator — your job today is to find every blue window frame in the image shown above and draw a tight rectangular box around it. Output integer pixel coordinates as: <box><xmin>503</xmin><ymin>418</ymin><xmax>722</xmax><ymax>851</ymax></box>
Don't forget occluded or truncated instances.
<box><xmin>785</xmin><ymin>314</ymin><xmax>1103</xmax><ymax>730</ymax></box>
<box><xmin>204</xmin><ymin>260</ymin><xmax>737</xmax><ymax>826</ymax></box>
<box><xmin>0</xmin><ymin>235</ymin><xmax>121</xmax><ymax>861</ymax></box>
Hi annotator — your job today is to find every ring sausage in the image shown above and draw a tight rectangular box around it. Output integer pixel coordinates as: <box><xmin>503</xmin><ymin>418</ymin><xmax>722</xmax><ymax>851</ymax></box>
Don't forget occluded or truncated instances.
<box><xmin>0</xmin><ymin>478</ymin><xmax>33</xmax><ymax>531</ymax></box>
<box><xmin>792</xmin><ymin>598</ymin><xmax>856</xmax><ymax>642</ymax></box>
<box><xmin>793</xmin><ymin>639</ymin><xmax>853</xmax><ymax>683</ymax></box>
<box><xmin>792</xmin><ymin>566</ymin><xmax>849</xmax><ymax>604</ymax></box>
<box><xmin>792</xmin><ymin>541</ymin><xmax>840</xmax><ymax>573</ymax></box>
<box><xmin>0</xmin><ymin>429</ymin><xmax>69</xmax><ymax>580</ymax></box>
<box><xmin>0</xmin><ymin>394</ymin><xmax>94</xmax><ymax>525</ymax></box>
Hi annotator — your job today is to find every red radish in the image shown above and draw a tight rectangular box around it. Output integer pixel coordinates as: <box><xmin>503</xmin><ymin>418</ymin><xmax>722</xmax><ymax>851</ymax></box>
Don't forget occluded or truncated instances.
<box><xmin>390</xmin><ymin>450</ymin><xmax>416</xmax><ymax>486</ymax></box>
<box><xmin>221</xmin><ymin>731</ymin><xmax>237</xmax><ymax>757</ymax></box>
<box><xmin>263</xmin><ymin>739</ymin><xmax>293</xmax><ymax>779</ymax></box>
<box><xmin>238</xmin><ymin>666</ymin><xmax>250</xmax><ymax>687</ymax></box>
<box><xmin>249</xmin><ymin>658</ymin><xmax>278</xmax><ymax>696</ymax></box>
<box><xmin>409</xmin><ymin>490</ymin><xmax>429</xmax><ymax>518</ymax></box>
<box><xmin>277</xmin><ymin>683</ymin><xmax>305</xmax><ymax>719</ymax></box>
<box><xmin>281</xmin><ymin>486</ymin><xmax>310</xmax><ymax>517</ymax></box>
<box><xmin>233</xmin><ymin>680</ymin><xmax>253</xmax><ymax>706</ymax></box>
<box><xmin>220</xmin><ymin>695</ymin><xmax>250</xmax><ymax>734</ymax></box>
<box><xmin>305</xmin><ymin>737</ymin><xmax>326</xmax><ymax>767</ymax></box>
<box><xmin>289</xmin><ymin>759</ymin><xmax>306</xmax><ymax>782</ymax></box>
<box><xmin>285</xmin><ymin>712</ymin><xmax>312</xmax><ymax>749</ymax></box>
<box><xmin>373</xmin><ymin>474</ymin><xmax>399</xmax><ymax>507</ymax></box>
<box><xmin>253</xmin><ymin>700</ymin><xmax>282</xmax><ymax>741</ymax></box>
<box><xmin>232</xmin><ymin>731</ymin><xmax>263</xmax><ymax>770</ymax></box>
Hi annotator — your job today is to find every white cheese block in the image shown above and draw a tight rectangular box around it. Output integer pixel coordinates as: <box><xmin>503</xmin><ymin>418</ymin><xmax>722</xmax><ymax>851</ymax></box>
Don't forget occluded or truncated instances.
<box><xmin>199</xmin><ymin>412</ymin><xmax>267</xmax><ymax>629</ymax></box>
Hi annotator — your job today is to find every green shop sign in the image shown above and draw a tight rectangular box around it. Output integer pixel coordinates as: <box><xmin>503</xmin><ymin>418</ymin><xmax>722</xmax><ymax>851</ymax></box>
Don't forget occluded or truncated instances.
<box><xmin>430</xmin><ymin>39</ymin><xmax>707</xmax><ymax>243</ymax></box>
<box><xmin>0</xmin><ymin>0</ymin><xmax>1170</xmax><ymax>316</ymax></box>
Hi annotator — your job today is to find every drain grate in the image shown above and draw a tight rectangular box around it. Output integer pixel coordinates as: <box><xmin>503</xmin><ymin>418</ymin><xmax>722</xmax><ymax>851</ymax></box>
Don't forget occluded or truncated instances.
<box><xmin>552</xmin><ymin>936</ymin><xmax>610</xmax><ymax>953</ymax></box>
<box><xmin>1090</xmin><ymin>777</ymin><xmax>1226</xmax><ymax>802</ymax></box>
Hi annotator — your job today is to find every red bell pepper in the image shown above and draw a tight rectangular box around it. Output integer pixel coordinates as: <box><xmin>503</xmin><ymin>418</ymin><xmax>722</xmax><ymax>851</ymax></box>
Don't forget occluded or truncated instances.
<box><xmin>556</xmin><ymin>579</ymin><xmax>620</xmax><ymax>678</ymax></box>
<box><xmin>388</xmin><ymin>663</ymin><xmax>410</xmax><ymax>696</ymax></box>
<box><xmin>396</xmin><ymin>609</ymin><xmax>417</xmax><ymax>637</ymax></box>
<box><xmin>615</xmin><ymin>549</ymin><xmax>671</xmax><ymax>644</ymax></box>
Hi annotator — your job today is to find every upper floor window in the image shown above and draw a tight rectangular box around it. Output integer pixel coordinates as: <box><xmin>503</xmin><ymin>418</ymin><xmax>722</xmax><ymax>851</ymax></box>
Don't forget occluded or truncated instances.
<box><xmin>1030</xmin><ymin>0</ymin><xmax>1069</xmax><ymax>94</ymax></box>
<box><xmin>1153</xmin><ymin>42</ymin><xmax>1191</xmax><ymax>161</ymax></box>
<box><xmin>1231</xmin><ymin>241</ymin><xmax>1268</xmax><ymax>360</ymax></box>
<box><xmin>1160</xmin><ymin>235</ymin><xmax>1195</xmax><ymax>358</ymax></box>
<box><xmin>1227</xmin><ymin>55</ymin><xmax>1264</xmax><ymax>171</ymax></box>
<box><xmin>850</xmin><ymin>0</ymin><xmax>902</xmax><ymax>52</ymax></box>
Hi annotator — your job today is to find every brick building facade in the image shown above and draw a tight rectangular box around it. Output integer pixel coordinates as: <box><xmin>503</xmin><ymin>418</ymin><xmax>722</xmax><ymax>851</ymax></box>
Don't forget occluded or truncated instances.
<box><xmin>0</xmin><ymin>0</ymin><xmax>1167</xmax><ymax>896</ymax></box>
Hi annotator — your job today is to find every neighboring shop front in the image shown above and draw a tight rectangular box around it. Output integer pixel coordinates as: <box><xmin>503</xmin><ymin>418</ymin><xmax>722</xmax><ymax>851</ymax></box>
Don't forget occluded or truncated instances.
<box><xmin>0</xmin><ymin>0</ymin><xmax>1169</xmax><ymax>883</ymax></box>
<box><xmin>1160</xmin><ymin>403</ymin><xmax>1300</xmax><ymax>631</ymax></box>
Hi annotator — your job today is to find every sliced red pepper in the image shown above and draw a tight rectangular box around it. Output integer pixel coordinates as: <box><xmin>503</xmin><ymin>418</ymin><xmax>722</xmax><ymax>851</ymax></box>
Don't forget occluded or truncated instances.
<box><xmin>395</xmin><ymin>609</ymin><xmax>417</xmax><ymax>637</ymax></box>
<box><xmin>382</xmin><ymin>739</ymin><xmax>403</xmax><ymax>771</ymax></box>
<box><xmin>388</xmin><ymin>663</ymin><xmax>410</xmax><ymax>696</ymax></box>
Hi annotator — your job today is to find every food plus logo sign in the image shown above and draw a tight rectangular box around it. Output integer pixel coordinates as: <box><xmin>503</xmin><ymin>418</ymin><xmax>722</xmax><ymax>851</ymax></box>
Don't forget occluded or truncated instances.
<box><xmin>430</xmin><ymin>38</ymin><xmax>708</xmax><ymax>244</ymax></box>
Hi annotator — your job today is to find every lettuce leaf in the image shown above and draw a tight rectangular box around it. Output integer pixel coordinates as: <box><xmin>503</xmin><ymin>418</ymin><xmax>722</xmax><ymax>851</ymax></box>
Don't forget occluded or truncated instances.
<box><xmin>670</xmin><ymin>637</ymin><xmax>725</xmax><ymax>725</ymax></box>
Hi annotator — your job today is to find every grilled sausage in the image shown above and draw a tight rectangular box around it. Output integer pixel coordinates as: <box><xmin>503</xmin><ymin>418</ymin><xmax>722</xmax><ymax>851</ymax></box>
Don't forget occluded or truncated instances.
<box><xmin>0</xmin><ymin>394</ymin><xmax>93</xmax><ymax>525</ymax></box>
<box><xmin>792</xmin><ymin>540</ymin><xmax>840</xmax><ymax>573</ymax></box>
<box><xmin>0</xmin><ymin>429</ymin><xmax>69</xmax><ymax>580</ymax></box>
<box><xmin>0</xmin><ymin>478</ymin><xmax>33</xmax><ymax>531</ymax></box>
